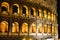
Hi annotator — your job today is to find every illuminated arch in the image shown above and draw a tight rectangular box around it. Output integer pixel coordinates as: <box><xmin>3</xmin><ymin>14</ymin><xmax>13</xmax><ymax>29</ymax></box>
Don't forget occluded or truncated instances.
<box><xmin>12</xmin><ymin>22</ymin><xmax>19</xmax><ymax>33</ymax></box>
<box><xmin>43</xmin><ymin>10</ymin><xmax>47</xmax><ymax>19</ymax></box>
<box><xmin>51</xmin><ymin>13</ymin><xmax>54</xmax><ymax>21</ymax></box>
<box><xmin>13</xmin><ymin>4</ymin><xmax>19</xmax><ymax>14</ymax></box>
<box><xmin>44</xmin><ymin>24</ymin><xmax>47</xmax><ymax>33</ymax></box>
<box><xmin>0</xmin><ymin>21</ymin><xmax>8</xmax><ymax>33</ymax></box>
<box><xmin>39</xmin><ymin>9</ymin><xmax>43</xmax><ymax>19</ymax></box>
<box><xmin>48</xmin><ymin>25</ymin><xmax>51</xmax><ymax>33</ymax></box>
<box><xmin>31</xmin><ymin>7</ymin><xmax>36</xmax><ymax>17</ymax></box>
<box><xmin>13</xmin><ymin>4</ymin><xmax>19</xmax><ymax>7</ymax></box>
<box><xmin>48</xmin><ymin>12</ymin><xmax>51</xmax><ymax>20</ymax></box>
<box><xmin>30</xmin><ymin>23</ymin><xmax>36</xmax><ymax>33</ymax></box>
<box><xmin>22</xmin><ymin>22</ymin><xmax>28</xmax><ymax>33</ymax></box>
<box><xmin>38</xmin><ymin>23</ymin><xmax>42</xmax><ymax>33</ymax></box>
<box><xmin>1</xmin><ymin>2</ymin><xmax>9</xmax><ymax>12</ymax></box>
<box><xmin>23</xmin><ymin>5</ymin><xmax>28</xmax><ymax>17</ymax></box>
<box><xmin>53</xmin><ymin>14</ymin><xmax>56</xmax><ymax>22</ymax></box>
<box><xmin>52</xmin><ymin>25</ymin><xmax>55</xmax><ymax>35</ymax></box>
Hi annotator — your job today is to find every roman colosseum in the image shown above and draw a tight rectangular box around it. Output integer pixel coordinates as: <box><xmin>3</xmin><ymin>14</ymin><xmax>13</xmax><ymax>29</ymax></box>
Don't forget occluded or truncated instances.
<box><xmin>0</xmin><ymin>0</ymin><xmax>58</xmax><ymax>40</ymax></box>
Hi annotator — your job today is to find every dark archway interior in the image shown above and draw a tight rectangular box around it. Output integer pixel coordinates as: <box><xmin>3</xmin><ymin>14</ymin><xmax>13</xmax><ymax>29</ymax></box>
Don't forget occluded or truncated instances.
<box><xmin>38</xmin><ymin>11</ymin><xmax>39</xmax><ymax>16</ymax></box>
<box><xmin>13</xmin><ymin>5</ymin><xmax>18</xmax><ymax>13</ymax></box>
<box><xmin>22</xmin><ymin>7</ymin><xmax>26</xmax><ymax>15</ymax></box>
<box><xmin>30</xmin><ymin>8</ymin><xmax>34</xmax><ymax>16</ymax></box>
<box><xmin>1</xmin><ymin>6</ymin><xmax>7</xmax><ymax>11</ymax></box>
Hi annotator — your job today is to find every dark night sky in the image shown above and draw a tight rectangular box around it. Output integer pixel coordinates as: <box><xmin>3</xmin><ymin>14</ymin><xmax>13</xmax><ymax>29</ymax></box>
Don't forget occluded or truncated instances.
<box><xmin>57</xmin><ymin>0</ymin><xmax>60</xmax><ymax>38</ymax></box>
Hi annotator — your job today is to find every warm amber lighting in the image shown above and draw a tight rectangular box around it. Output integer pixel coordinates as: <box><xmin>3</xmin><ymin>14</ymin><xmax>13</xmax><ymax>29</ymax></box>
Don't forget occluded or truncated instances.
<box><xmin>12</xmin><ymin>24</ymin><xmax>16</xmax><ymax>32</ymax></box>
<box><xmin>1</xmin><ymin>23</ymin><xmax>6</xmax><ymax>33</ymax></box>
<box><xmin>48</xmin><ymin>12</ymin><xmax>51</xmax><ymax>20</ymax></box>
<box><xmin>12</xmin><ymin>22</ymin><xmax>19</xmax><ymax>33</ymax></box>
<box><xmin>32</xmin><ymin>7</ymin><xmax>36</xmax><ymax>17</ymax></box>
<box><xmin>48</xmin><ymin>25</ymin><xmax>51</xmax><ymax>33</ymax></box>
<box><xmin>44</xmin><ymin>24</ymin><xmax>47</xmax><ymax>33</ymax></box>
<box><xmin>30</xmin><ymin>23</ymin><xmax>36</xmax><ymax>33</ymax></box>
<box><xmin>1</xmin><ymin>2</ymin><xmax>9</xmax><ymax>12</ymax></box>
<box><xmin>0</xmin><ymin>21</ymin><xmax>8</xmax><ymax>33</ymax></box>
<box><xmin>23</xmin><ymin>6</ymin><xmax>28</xmax><ymax>17</ymax></box>
<box><xmin>34</xmin><ymin>11</ymin><xmax>36</xmax><ymax>17</ymax></box>
<box><xmin>39</xmin><ymin>9</ymin><xmax>43</xmax><ymax>19</ymax></box>
<box><xmin>55</xmin><ymin>26</ymin><xmax>57</xmax><ymax>34</ymax></box>
<box><xmin>38</xmin><ymin>23</ymin><xmax>42</xmax><ymax>33</ymax></box>
<box><xmin>51</xmin><ymin>13</ymin><xmax>54</xmax><ymax>22</ymax></box>
<box><xmin>54</xmin><ymin>14</ymin><xmax>56</xmax><ymax>22</ymax></box>
<box><xmin>13</xmin><ymin>4</ymin><xmax>19</xmax><ymax>14</ymax></box>
<box><xmin>23</xmin><ymin>38</ymin><xmax>26</xmax><ymax>40</ymax></box>
<box><xmin>44</xmin><ymin>10</ymin><xmax>47</xmax><ymax>19</ymax></box>
<box><xmin>29</xmin><ymin>38</ymin><xmax>32</xmax><ymax>40</ymax></box>
<box><xmin>22</xmin><ymin>23</ymin><xmax>28</xmax><ymax>33</ymax></box>
<box><xmin>52</xmin><ymin>25</ymin><xmax>55</xmax><ymax>35</ymax></box>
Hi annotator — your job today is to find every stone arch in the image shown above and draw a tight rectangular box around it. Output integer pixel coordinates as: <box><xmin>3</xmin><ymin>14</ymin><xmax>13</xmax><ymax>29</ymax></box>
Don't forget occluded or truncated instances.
<box><xmin>30</xmin><ymin>23</ymin><xmax>36</xmax><ymax>33</ymax></box>
<box><xmin>53</xmin><ymin>14</ymin><xmax>56</xmax><ymax>22</ymax></box>
<box><xmin>48</xmin><ymin>25</ymin><xmax>51</xmax><ymax>33</ymax></box>
<box><xmin>13</xmin><ymin>4</ymin><xmax>19</xmax><ymax>14</ymax></box>
<box><xmin>22</xmin><ymin>22</ymin><xmax>28</xmax><ymax>33</ymax></box>
<box><xmin>22</xmin><ymin>5</ymin><xmax>28</xmax><ymax>17</ymax></box>
<box><xmin>44</xmin><ymin>24</ymin><xmax>47</xmax><ymax>33</ymax></box>
<box><xmin>48</xmin><ymin>12</ymin><xmax>51</xmax><ymax>20</ymax></box>
<box><xmin>30</xmin><ymin>7</ymin><xmax>36</xmax><ymax>17</ymax></box>
<box><xmin>12</xmin><ymin>22</ymin><xmax>19</xmax><ymax>33</ymax></box>
<box><xmin>0</xmin><ymin>21</ymin><xmax>8</xmax><ymax>33</ymax></box>
<box><xmin>51</xmin><ymin>13</ymin><xmax>54</xmax><ymax>21</ymax></box>
<box><xmin>43</xmin><ymin>10</ymin><xmax>47</xmax><ymax>19</ymax></box>
<box><xmin>23</xmin><ymin>5</ymin><xmax>28</xmax><ymax>17</ymax></box>
<box><xmin>38</xmin><ymin>23</ymin><xmax>42</xmax><ymax>33</ymax></box>
<box><xmin>38</xmin><ymin>9</ymin><xmax>43</xmax><ymax>19</ymax></box>
<box><xmin>1</xmin><ymin>2</ymin><xmax>9</xmax><ymax>12</ymax></box>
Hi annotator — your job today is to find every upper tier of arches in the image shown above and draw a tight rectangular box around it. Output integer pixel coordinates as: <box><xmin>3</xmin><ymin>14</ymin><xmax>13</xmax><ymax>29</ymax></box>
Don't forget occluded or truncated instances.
<box><xmin>0</xmin><ymin>2</ymin><xmax>57</xmax><ymax>22</ymax></box>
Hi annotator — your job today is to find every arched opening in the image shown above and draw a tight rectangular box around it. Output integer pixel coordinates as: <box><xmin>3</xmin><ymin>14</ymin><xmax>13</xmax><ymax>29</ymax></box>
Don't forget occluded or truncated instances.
<box><xmin>39</xmin><ymin>9</ymin><xmax>43</xmax><ymax>19</ymax></box>
<box><xmin>48</xmin><ymin>12</ymin><xmax>51</xmax><ymax>20</ymax></box>
<box><xmin>0</xmin><ymin>21</ymin><xmax>8</xmax><ymax>33</ymax></box>
<box><xmin>22</xmin><ymin>5</ymin><xmax>28</xmax><ymax>17</ymax></box>
<box><xmin>22</xmin><ymin>6</ymin><xmax>26</xmax><ymax>16</ymax></box>
<box><xmin>22</xmin><ymin>22</ymin><xmax>28</xmax><ymax>33</ymax></box>
<box><xmin>30</xmin><ymin>7</ymin><xmax>36</xmax><ymax>17</ymax></box>
<box><xmin>44</xmin><ymin>10</ymin><xmax>47</xmax><ymax>19</ymax></box>
<box><xmin>53</xmin><ymin>14</ymin><xmax>56</xmax><ymax>22</ymax></box>
<box><xmin>1</xmin><ymin>2</ymin><xmax>9</xmax><ymax>12</ymax></box>
<box><xmin>12</xmin><ymin>4</ymin><xmax>19</xmax><ymax>14</ymax></box>
<box><xmin>51</xmin><ymin>13</ymin><xmax>54</xmax><ymax>22</ymax></box>
<box><xmin>13</xmin><ymin>6</ymin><xmax>18</xmax><ymax>13</ymax></box>
<box><xmin>55</xmin><ymin>26</ymin><xmax>57</xmax><ymax>35</ymax></box>
<box><xmin>30</xmin><ymin>23</ymin><xmax>36</xmax><ymax>33</ymax></box>
<box><xmin>31</xmin><ymin>8</ymin><xmax>34</xmax><ymax>15</ymax></box>
<box><xmin>37</xmin><ymin>10</ymin><xmax>39</xmax><ymax>16</ymax></box>
<box><xmin>38</xmin><ymin>23</ymin><xmax>42</xmax><ymax>33</ymax></box>
<box><xmin>44</xmin><ymin>24</ymin><xmax>47</xmax><ymax>33</ymax></box>
<box><xmin>52</xmin><ymin>25</ymin><xmax>55</xmax><ymax>35</ymax></box>
<box><xmin>1</xmin><ymin>6</ymin><xmax>7</xmax><ymax>11</ymax></box>
<box><xmin>12</xmin><ymin>22</ymin><xmax>19</xmax><ymax>33</ymax></box>
<box><xmin>48</xmin><ymin>25</ymin><xmax>51</xmax><ymax>33</ymax></box>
